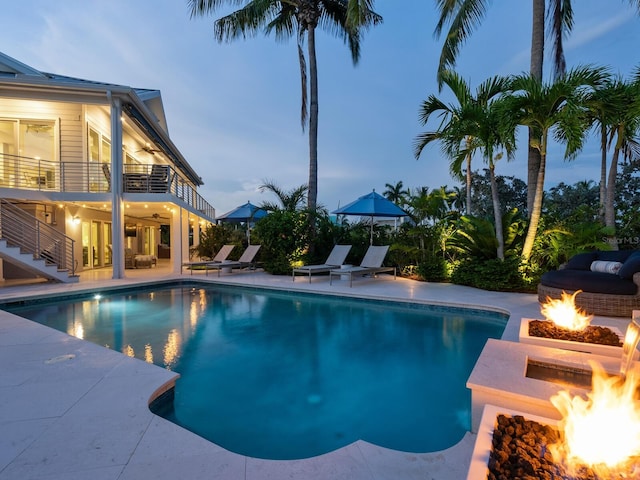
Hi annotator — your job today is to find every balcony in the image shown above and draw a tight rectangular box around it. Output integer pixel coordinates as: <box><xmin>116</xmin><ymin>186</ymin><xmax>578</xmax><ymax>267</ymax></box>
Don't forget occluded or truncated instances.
<box><xmin>0</xmin><ymin>153</ymin><xmax>215</xmax><ymax>220</ymax></box>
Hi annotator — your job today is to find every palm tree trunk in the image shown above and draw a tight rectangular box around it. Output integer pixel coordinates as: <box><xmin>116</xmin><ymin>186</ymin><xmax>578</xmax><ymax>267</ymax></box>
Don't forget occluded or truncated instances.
<box><xmin>490</xmin><ymin>163</ymin><xmax>504</xmax><ymax>260</ymax></box>
<box><xmin>530</xmin><ymin>0</ymin><xmax>545</xmax><ymax>79</ymax></box>
<box><xmin>599</xmin><ymin>124</ymin><xmax>607</xmax><ymax>223</ymax></box>
<box><xmin>527</xmin><ymin>0</ymin><xmax>545</xmax><ymax>216</ymax></box>
<box><xmin>522</xmin><ymin>134</ymin><xmax>547</xmax><ymax>261</ymax></box>
<box><xmin>605</xmin><ymin>133</ymin><xmax>622</xmax><ymax>247</ymax></box>
<box><xmin>307</xmin><ymin>26</ymin><xmax>319</xmax><ymax>213</ymax></box>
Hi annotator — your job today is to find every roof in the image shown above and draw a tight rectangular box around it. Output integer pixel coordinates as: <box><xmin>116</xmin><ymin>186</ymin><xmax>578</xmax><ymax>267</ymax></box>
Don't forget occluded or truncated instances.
<box><xmin>0</xmin><ymin>51</ymin><xmax>201</xmax><ymax>186</ymax></box>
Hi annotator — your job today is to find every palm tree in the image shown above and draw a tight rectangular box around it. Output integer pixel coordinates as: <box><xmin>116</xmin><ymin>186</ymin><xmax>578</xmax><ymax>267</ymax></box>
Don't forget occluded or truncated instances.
<box><xmin>415</xmin><ymin>73</ymin><xmax>513</xmax><ymax>258</ymax></box>
<box><xmin>259</xmin><ymin>179</ymin><xmax>308</xmax><ymax>212</ymax></box>
<box><xmin>404</xmin><ymin>186</ymin><xmax>454</xmax><ymax>227</ymax></box>
<box><xmin>600</xmin><ymin>77</ymin><xmax>640</xmax><ymax>236</ymax></box>
<box><xmin>414</xmin><ymin>71</ymin><xmax>505</xmax><ymax>216</ymax></box>
<box><xmin>504</xmin><ymin>66</ymin><xmax>609</xmax><ymax>261</ymax></box>
<box><xmin>188</xmin><ymin>0</ymin><xmax>382</xmax><ymax>214</ymax></box>
<box><xmin>449</xmin><ymin>85</ymin><xmax>516</xmax><ymax>259</ymax></box>
<box><xmin>584</xmin><ymin>79</ymin><xmax>619</xmax><ymax>222</ymax></box>
<box><xmin>383</xmin><ymin>180</ymin><xmax>409</xmax><ymax>206</ymax></box>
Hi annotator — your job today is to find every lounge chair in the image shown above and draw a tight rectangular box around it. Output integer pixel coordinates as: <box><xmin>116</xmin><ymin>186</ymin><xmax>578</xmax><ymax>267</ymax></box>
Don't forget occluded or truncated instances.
<box><xmin>149</xmin><ymin>164</ymin><xmax>171</xmax><ymax>193</ymax></box>
<box><xmin>329</xmin><ymin>245</ymin><xmax>396</xmax><ymax>287</ymax></box>
<box><xmin>208</xmin><ymin>245</ymin><xmax>261</xmax><ymax>276</ymax></box>
<box><xmin>181</xmin><ymin>244</ymin><xmax>235</xmax><ymax>275</ymax></box>
<box><xmin>292</xmin><ymin>244</ymin><xmax>352</xmax><ymax>283</ymax></box>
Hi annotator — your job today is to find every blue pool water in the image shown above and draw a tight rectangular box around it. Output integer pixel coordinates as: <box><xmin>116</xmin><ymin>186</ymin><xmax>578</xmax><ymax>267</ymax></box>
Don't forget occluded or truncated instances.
<box><xmin>3</xmin><ymin>283</ymin><xmax>507</xmax><ymax>459</ymax></box>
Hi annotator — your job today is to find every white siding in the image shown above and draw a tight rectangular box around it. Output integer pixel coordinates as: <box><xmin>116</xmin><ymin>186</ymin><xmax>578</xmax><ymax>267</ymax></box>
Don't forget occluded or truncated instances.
<box><xmin>0</xmin><ymin>98</ymin><xmax>84</xmax><ymax>162</ymax></box>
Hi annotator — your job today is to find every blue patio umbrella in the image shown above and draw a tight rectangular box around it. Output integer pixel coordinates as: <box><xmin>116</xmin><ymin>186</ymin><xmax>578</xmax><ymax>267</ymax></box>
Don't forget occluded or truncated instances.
<box><xmin>216</xmin><ymin>201</ymin><xmax>267</xmax><ymax>244</ymax></box>
<box><xmin>332</xmin><ymin>190</ymin><xmax>407</xmax><ymax>244</ymax></box>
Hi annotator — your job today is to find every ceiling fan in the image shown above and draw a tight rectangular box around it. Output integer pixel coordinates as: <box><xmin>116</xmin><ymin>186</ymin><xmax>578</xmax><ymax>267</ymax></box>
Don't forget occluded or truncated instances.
<box><xmin>140</xmin><ymin>213</ymin><xmax>169</xmax><ymax>221</ymax></box>
<box><xmin>137</xmin><ymin>143</ymin><xmax>162</xmax><ymax>155</ymax></box>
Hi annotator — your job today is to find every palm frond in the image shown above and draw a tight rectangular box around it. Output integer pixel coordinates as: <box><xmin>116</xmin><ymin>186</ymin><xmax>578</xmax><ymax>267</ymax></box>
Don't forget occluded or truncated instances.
<box><xmin>546</xmin><ymin>0</ymin><xmax>573</xmax><ymax>78</ymax></box>
<box><xmin>434</xmin><ymin>0</ymin><xmax>490</xmax><ymax>86</ymax></box>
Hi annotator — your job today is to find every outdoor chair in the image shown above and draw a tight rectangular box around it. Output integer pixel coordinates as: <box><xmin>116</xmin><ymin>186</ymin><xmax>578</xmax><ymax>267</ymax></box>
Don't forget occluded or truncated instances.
<box><xmin>207</xmin><ymin>245</ymin><xmax>261</xmax><ymax>276</ymax></box>
<box><xmin>292</xmin><ymin>244</ymin><xmax>352</xmax><ymax>282</ymax></box>
<box><xmin>329</xmin><ymin>245</ymin><xmax>395</xmax><ymax>287</ymax></box>
<box><xmin>181</xmin><ymin>244</ymin><xmax>235</xmax><ymax>275</ymax></box>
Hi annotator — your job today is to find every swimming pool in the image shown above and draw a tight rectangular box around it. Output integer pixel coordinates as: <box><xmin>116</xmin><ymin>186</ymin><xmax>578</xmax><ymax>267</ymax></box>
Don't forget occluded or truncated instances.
<box><xmin>3</xmin><ymin>283</ymin><xmax>507</xmax><ymax>460</ymax></box>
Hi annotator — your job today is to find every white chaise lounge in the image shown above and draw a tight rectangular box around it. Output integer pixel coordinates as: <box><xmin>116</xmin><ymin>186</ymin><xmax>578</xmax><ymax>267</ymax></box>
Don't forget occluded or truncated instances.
<box><xmin>329</xmin><ymin>245</ymin><xmax>396</xmax><ymax>287</ymax></box>
<box><xmin>292</xmin><ymin>244</ymin><xmax>352</xmax><ymax>282</ymax></box>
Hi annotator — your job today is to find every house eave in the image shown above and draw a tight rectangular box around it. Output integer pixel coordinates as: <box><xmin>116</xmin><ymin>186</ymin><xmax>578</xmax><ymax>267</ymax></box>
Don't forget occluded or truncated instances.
<box><xmin>0</xmin><ymin>76</ymin><xmax>204</xmax><ymax>187</ymax></box>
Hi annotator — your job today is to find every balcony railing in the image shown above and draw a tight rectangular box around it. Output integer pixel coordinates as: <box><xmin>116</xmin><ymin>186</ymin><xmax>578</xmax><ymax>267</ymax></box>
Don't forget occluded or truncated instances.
<box><xmin>0</xmin><ymin>153</ymin><xmax>215</xmax><ymax>219</ymax></box>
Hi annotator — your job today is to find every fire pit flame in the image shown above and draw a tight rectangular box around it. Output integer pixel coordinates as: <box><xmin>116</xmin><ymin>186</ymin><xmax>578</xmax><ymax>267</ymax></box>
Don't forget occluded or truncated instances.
<box><xmin>550</xmin><ymin>361</ymin><xmax>640</xmax><ymax>476</ymax></box>
<box><xmin>541</xmin><ymin>290</ymin><xmax>593</xmax><ymax>331</ymax></box>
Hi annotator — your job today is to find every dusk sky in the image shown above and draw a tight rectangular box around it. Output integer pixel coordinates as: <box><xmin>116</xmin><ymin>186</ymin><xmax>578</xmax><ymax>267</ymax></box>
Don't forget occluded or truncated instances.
<box><xmin>2</xmin><ymin>1</ymin><xmax>639</xmax><ymax>216</ymax></box>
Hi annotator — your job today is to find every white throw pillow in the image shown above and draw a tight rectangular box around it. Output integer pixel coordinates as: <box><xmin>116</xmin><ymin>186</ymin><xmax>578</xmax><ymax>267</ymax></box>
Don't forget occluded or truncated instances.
<box><xmin>590</xmin><ymin>260</ymin><xmax>623</xmax><ymax>274</ymax></box>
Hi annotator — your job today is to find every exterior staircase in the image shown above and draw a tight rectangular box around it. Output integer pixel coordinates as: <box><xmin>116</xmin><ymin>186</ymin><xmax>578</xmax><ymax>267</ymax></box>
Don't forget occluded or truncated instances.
<box><xmin>0</xmin><ymin>200</ymin><xmax>79</xmax><ymax>283</ymax></box>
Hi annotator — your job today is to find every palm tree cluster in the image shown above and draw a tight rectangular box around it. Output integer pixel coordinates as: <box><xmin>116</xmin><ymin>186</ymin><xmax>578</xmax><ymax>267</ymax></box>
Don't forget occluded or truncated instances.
<box><xmin>414</xmin><ymin>66</ymin><xmax>640</xmax><ymax>263</ymax></box>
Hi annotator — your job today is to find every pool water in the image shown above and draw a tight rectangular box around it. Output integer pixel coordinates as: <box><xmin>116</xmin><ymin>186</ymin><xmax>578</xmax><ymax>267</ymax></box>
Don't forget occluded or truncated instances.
<box><xmin>3</xmin><ymin>284</ymin><xmax>506</xmax><ymax>460</ymax></box>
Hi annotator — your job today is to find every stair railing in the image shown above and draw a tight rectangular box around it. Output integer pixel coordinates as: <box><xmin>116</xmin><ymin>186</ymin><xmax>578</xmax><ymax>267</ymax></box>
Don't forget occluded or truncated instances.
<box><xmin>0</xmin><ymin>199</ymin><xmax>76</xmax><ymax>276</ymax></box>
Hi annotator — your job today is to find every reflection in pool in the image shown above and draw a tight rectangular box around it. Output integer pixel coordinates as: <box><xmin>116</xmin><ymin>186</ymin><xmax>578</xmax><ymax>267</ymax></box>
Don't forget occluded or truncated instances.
<box><xmin>4</xmin><ymin>284</ymin><xmax>507</xmax><ymax>459</ymax></box>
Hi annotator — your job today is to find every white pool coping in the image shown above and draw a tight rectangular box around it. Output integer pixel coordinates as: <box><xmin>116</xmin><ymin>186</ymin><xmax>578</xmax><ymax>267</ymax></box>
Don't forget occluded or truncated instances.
<box><xmin>0</xmin><ymin>270</ymin><xmax>567</xmax><ymax>480</ymax></box>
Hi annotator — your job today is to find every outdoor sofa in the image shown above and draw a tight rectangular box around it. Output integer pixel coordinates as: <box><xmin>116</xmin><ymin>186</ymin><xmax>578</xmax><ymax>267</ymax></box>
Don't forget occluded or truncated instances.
<box><xmin>537</xmin><ymin>249</ymin><xmax>640</xmax><ymax>317</ymax></box>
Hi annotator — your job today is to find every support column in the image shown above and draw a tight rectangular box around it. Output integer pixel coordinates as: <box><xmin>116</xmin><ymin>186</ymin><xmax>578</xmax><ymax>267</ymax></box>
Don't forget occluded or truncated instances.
<box><xmin>171</xmin><ymin>207</ymin><xmax>188</xmax><ymax>273</ymax></box>
<box><xmin>192</xmin><ymin>216</ymin><xmax>200</xmax><ymax>250</ymax></box>
<box><xmin>109</xmin><ymin>94</ymin><xmax>125</xmax><ymax>279</ymax></box>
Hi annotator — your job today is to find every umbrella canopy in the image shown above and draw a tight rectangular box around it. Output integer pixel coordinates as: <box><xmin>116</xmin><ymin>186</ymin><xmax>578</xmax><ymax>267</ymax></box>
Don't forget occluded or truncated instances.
<box><xmin>216</xmin><ymin>201</ymin><xmax>267</xmax><ymax>244</ymax></box>
<box><xmin>333</xmin><ymin>190</ymin><xmax>407</xmax><ymax>244</ymax></box>
<box><xmin>216</xmin><ymin>201</ymin><xmax>267</xmax><ymax>223</ymax></box>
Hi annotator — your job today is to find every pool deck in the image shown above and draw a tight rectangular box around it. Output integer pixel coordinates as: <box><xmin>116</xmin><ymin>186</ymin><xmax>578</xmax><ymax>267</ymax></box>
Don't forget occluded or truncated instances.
<box><xmin>0</xmin><ymin>265</ymin><xmax>620</xmax><ymax>479</ymax></box>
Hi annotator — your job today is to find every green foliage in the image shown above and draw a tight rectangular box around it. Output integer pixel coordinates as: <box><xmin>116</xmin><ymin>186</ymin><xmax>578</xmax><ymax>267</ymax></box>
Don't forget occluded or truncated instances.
<box><xmin>192</xmin><ymin>223</ymin><xmax>245</xmax><ymax>260</ymax></box>
<box><xmin>615</xmin><ymin>159</ymin><xmax>640</xmax><ymax>247</ymax></box>
<box><xmin>449</xmin><ymin>215</ymin><xmax>498</xmax><ymax>259</ymax></box>
<box><xmin>529</xmin><ymin>219</ymin><xmax>612</xmax><ymax>271</ymax></box>
<box><xmin>253</xmin><ymin>210</ymin><xmax>308</xmax><ymax>275</ymax></box>
<box><xmin>543</xmin><ymin>180</ymin><xmax>599</xmax><ymax>225</ymax></box>
<box><xmin>470</xmin><ymin>169</ymin><xmax>527</xmax><ymax>218</ymax></box>
<box><xmin>299</xmin><ymin>210</ymin><xmax>350</xmax><ymax>265</ymax></box>
<box><xmin>252</xmin><ymin>206</ymin><xmax>352</xmax><ymax>274</ymax></box>
<box><xmin>450</xmin><ymin>256</ymin><xmax>528</xmax><ymax>292</ymax></box>
<box><xmin>448</xmin><ymin>209</ymin><xmax>525</xmax><ymax>260</ymax></box>
<box><xmin>416</xmin><ymin>256</ymin><xmax>448</xmax><ymax>282</ymax></box>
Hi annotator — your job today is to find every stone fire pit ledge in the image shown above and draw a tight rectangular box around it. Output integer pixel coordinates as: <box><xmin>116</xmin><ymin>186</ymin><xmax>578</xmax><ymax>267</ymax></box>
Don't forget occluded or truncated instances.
<box><xmin>466</xmin><ymin>338</ymin><xmax>620</xmax><ymax>432</ymax></box>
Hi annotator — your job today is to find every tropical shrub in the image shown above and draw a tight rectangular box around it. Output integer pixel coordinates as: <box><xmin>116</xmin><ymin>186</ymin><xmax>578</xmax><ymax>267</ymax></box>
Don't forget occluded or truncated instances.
<box><xmin>253</xmin><ymin>207</ymin><xmax>350</xmax><ymax>274</ymax></box>
<box><xmin>448</xmin><ymin>209</ymin><xmax>525</xmax><ymax>261</ymax></box>
<box><xmin>253</xmin><ymin>210</ymin><xmax>308</xmax><ymax>274</ymax></box>
<box><xmin>192</xmin><ymin>223</ymin><xmax>245</xmax><ymax>260</ymax></box>
<box><xmin>450</xmin><ymin>256</ymin><xmax>527</xmax><ymax>292</ymax></box>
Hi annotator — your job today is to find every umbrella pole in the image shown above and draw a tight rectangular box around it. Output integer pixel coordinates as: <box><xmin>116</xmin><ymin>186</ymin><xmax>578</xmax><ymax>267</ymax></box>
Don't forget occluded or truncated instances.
<box><xmin>370</xmin><ymin>216</ymin><xmax>374</xmax><ymax>245</ymax></box>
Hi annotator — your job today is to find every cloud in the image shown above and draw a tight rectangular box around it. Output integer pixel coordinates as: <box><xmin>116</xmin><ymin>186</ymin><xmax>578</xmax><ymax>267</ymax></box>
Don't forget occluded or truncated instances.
<box><xmin>566</xmin><ymin>10</ymin><xmax>635</xmax><ymax>51</ymax></box>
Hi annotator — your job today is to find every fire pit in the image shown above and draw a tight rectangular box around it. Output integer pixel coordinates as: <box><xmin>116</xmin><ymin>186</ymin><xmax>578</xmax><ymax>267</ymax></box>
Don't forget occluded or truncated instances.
<box><xmin>521</xmin><ymin>290</ymin><xmax>626</xmax><ymax>357</ymax></box>
<box><xmin>468</xmin><ymin>363</ymin><xmax>640</xmax><ymax>479</ymax></box>
<box><xmin>520</xmin><ymin>318</ymin><xmax>624</xmax><ymax>357</ymax></box>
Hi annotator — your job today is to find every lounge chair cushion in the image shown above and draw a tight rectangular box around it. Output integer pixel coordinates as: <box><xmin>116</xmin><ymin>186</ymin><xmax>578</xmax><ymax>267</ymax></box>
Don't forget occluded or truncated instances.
<box><xmin>540</xmin><ymin>249</ymin><xmax>640</xmax><ymax>296</ymax></box>
<box><xmin>565</xmin><ymin>252</ymin><xmax>597</xmax><ymax>270</ymax></box>
<box><xmin>619</xmin><ymin>251</ymin><xmax>640</xmax><ymax>279</ymax></box>
<box><xmin>541</xmin><ymin>266</ymin><xmax>637</xmax><ymax>295</ymax></box>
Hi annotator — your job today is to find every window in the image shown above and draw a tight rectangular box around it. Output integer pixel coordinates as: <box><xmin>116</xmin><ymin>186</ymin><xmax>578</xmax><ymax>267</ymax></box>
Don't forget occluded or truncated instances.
<box><xmin>88</xmin><ymin>126</ymin><xmax>111</xmax><ymax>192</ymax></box>
<box><xmin>0</xmin><ymin>119</ymin><xmax>56</xmax><ymax>188</ymax></box>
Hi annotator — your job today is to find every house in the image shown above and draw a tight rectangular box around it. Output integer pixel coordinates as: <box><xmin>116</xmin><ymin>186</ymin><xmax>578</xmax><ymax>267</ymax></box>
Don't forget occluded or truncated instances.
<box><xmin>0</xmin><ymin>51</ymin><xmax>216</xmax><ymax>282</ymax></box>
